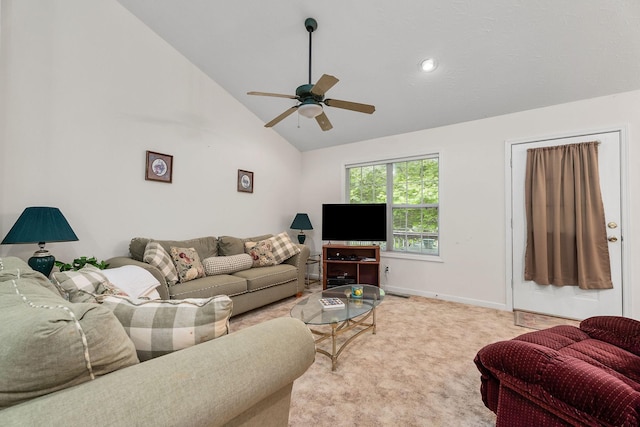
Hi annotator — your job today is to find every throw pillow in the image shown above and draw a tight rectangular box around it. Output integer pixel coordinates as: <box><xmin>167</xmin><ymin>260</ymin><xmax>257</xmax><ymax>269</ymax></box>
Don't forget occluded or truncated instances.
<box><xmin>203</xmin><ymin>254</ymin><xmax>253</xmax><ymax>276</ymax></box>
<box><xmin>268</xmin><ymin>231</ymin><xmax>301</xmax><ymax>264</ymax></box>
<box><xmin>170</xmin><ymin>247</ymin><xmax>205</xmax><ymax>283</ymax></box>
<box><xmin>52</xmin><ymin>265</ymin><xmax>128</xmax><ymax>302</ymax></box>
<box><xmin>244</xmin><ymin>240</ymin><xmax>276</xmax><ymax>267</ymax></box>
<box><xmin>53</xmin><ymin>264</ymin><xmax>110</xmax><ymax>294</ymax></box>
<box><xmin>143</xmin><ymin>241</ymin><xmax>179</xmax><ymax>286</ymax></box>
<box><xmin>0</xmin><ymin>277</ymin><xmax>139</xmax><ymax>408</ymax></box>
<box><xmin>99</xmin><ymin>295</ymin><xmax>233</xmax><ymax>361</ymax></box>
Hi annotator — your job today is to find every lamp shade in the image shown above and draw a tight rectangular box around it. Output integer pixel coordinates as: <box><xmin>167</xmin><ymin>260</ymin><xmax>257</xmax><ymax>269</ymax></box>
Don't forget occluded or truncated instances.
<box><xmin>2</xmin><ymin>207</ymin><xmax>78</xmax><ymax>245</ymax></box>
<box><xmin>290</xmin><ymin>213</ymin><xmax>313</xmax><ymax>231</ymax></box>
<box><xmin>290</xmin><ymin>213</ymin><xmax>313</xmax><ymax>244</ymax></box>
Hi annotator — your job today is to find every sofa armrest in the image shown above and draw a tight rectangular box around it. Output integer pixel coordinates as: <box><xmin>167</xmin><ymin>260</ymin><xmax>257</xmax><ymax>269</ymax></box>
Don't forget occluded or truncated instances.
<box><xmin>0</xmin><ymin>317</ymin><xmax>316</xmax><ymax>427</ymax></box>
<box><xmin>283</xmin><ymin>244</ymin><xmax>310</xmax><ymax>293</ymax></box>
<box><xmin>105</xmin><ymin>256</ymin><xmax>170</xmax><ymax>300</ymax></box>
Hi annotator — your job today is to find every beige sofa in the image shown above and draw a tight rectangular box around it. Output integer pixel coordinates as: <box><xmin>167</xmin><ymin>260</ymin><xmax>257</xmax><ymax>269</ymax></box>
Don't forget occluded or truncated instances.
<box><xmin>107</xmin><ymin>234</ymin><xmax>310</xmax><ymax>316</ymax></box>
<box><xmin>0</xmin><ymin>256</ymin><xmax>316</xmax><ymax>426</ymax></box>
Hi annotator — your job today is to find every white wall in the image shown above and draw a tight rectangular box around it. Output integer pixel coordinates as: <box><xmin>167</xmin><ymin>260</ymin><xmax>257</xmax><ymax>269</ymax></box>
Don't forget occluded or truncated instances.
<box><xmin>0</xmin><ymin>0</ymin><xmax>302</xmax><ymax>262</ymax></box>
<box><xmin>301</xmin><ymin>90</ymin><xmax>640</xmax><ymax>318</ymax></box>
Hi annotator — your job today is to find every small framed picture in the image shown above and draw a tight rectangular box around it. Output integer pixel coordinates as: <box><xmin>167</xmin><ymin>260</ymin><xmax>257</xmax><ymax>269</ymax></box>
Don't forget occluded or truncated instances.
<box><xmin>145</xmin><ymin>151</ymin><xmax>173</xmax><ymax>183</ymax></box>
<box><xmin>237</xmin><ymin>169</ymin><xmax>254</xmax><ymax>193</ymax></box>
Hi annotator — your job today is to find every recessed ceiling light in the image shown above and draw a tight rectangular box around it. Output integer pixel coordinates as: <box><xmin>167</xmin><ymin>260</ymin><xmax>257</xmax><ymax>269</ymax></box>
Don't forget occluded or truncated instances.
<box><xmin>420</xmin><ymin>58</ymin><xmax>437</xmax><ymax>72</ymax></box>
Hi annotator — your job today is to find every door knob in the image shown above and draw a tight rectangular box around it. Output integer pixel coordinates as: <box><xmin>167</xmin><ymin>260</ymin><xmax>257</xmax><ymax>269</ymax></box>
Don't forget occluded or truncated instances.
<box><xmin>608</xmin><ymin>236</ymin><xmax>618</xmax><ymax>242</ymax></box>
<box><xmin>608</xmin><ymin>222</ymin><xmax>618</xmax><ymax>229</ymax></box>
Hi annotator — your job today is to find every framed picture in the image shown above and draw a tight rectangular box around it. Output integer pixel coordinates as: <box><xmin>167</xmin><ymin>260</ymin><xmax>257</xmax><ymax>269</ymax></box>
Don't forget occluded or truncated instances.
<box><xmin>237</xmin><ymin>169</ymin><xmax>254</xmax><ymax>193</ymax></box>
<box><xmin>145</xmin><ymin>151</ymin><xmax>173</xmax><ymax>183</ymax></box>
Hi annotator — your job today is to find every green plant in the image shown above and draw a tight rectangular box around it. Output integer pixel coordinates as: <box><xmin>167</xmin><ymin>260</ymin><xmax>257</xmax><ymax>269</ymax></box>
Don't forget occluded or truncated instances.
<box><xmin>55</xmin><ymin>256</ymin><xmax>109</xmax><ymax>272</ymax></box>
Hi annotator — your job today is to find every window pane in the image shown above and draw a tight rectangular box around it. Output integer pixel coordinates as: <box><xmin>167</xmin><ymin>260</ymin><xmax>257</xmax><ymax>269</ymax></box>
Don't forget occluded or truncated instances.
<box><xmin>349</xmin><ymin>165</ymin><xmax>386</xmax><ymax>203</ymax></box>
<box><xmin>422</xmin><ymin>158</ymin><xmax>439</xmax><ymax>204</ymax></box>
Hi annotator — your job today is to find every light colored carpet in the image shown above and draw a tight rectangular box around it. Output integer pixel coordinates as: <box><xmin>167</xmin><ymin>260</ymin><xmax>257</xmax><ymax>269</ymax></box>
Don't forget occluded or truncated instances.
<box><xmin>230</xmin><ymin>286</ymin><xmax>553</xmax><ymax>426</ymax></box>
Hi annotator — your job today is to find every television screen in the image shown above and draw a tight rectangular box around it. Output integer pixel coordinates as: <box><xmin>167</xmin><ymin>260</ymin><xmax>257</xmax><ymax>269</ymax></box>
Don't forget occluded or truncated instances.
<box><xmin>322</xmin><ymin>203</ymin><xmax>387</xmax><ymax>241</ymax></box>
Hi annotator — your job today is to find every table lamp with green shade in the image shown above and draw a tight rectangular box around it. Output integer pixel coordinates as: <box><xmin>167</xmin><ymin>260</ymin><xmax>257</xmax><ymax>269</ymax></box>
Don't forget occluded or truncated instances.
<box><xmin>290</xmin><ymin>213</ymin><xmax>313</xmax><ymax>244</ymax></box>
<box><xmin>1</xmin><ymin>207</ymin><xmax>78</xmax><ymax>277</ymax></box>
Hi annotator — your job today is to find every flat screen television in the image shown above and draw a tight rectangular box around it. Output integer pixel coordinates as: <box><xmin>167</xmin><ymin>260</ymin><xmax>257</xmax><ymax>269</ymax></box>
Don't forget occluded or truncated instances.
<box><xmin>322</xmin><ymin>203</ymin><xmax>387</xmax><ymax>242</ymax></box>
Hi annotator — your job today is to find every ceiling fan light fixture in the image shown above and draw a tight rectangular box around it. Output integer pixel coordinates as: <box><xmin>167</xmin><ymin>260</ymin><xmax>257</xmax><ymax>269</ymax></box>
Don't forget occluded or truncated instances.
<box><xmin>420</xmin><ymin>58</ymin><xmax>438</xmax><ymax>72</ymax></box>
<box><xmin>298</xmin><ymin>102</ymin><xmax>323</xmax><ymax>118</ymax></box>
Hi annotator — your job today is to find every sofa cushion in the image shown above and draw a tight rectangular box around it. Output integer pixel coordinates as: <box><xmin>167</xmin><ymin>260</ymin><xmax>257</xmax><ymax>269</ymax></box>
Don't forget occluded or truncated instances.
<box><xmin>203</xmin><ymin>254</ymin><xmax>253</xmax><ymax>276</ymax></box>
<box><xmin>218</xmin><ymin>234</ymin><xmax>273</xmax><ymax>256</ymax></box>
<box><xmin>170</xmin><ymin>247</ymin><xmax>206</xmax><ymax>283</ymax></box>
<box><xmin>143</xmin><ymin>241</ymin><xmax>179</xmax><ymax>286</ymax></box>
<box><xmin>233</xmin><ymin>264</ymin><xmax>297</xmax><ymax>291</ymax></box>
<box><xmin>580</xmin><ymin>316</ymin><xmax>640</xmax><ymax>356</ymax></box>
<box><xmin>130</xmin><ymin>236</ymin><xmax>218</xmax><ymax>262</ymax></box>
<box><xmin>245</xmin><ymin>240</ymin><xmax>276</xmax><ymax>267</ymax></box>
<box><xmin>100</xmin><ymin>295</ymin><xmax>232</xmax><ymax>361</ymax></box>
<box><xmin>169</xmin><ymin>274</ymin><xmax>248</xmax><ymax>299</ymax></box>
<box><xmin>0</xmin><ymin>275</ymin><xmax>139</xmax><ymax>408</ymax></box>
<box><xmin>268</xmin><ymin>232</ymin><xmax>301</xmax><ymax>264</ymax></box>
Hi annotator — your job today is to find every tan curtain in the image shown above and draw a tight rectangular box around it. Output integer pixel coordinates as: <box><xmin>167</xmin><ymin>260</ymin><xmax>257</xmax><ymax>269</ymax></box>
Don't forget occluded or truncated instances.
<box><xmin>524</xmin><ymin>141</ymin><xmax>612</xmax><ymax>290</ymax></box>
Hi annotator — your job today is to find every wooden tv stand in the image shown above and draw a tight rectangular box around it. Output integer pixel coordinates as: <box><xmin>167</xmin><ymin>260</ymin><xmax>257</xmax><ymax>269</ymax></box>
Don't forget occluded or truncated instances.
<box><xmin>322</xmin><ymin>244</ymin><xmax>380</xmax><ymax>289</ymax></box>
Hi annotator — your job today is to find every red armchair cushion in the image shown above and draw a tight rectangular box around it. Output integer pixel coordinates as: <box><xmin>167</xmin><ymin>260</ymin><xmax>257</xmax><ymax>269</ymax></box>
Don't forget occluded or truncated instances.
<box><xmin>475</xmin><ymin>320</ymin><xmax>640</xmax><ymax>426</ymax></box>
<box><xmin>580</xmin><ymin>316</ymin><xmax>640</xmax><ymax>356</ymax></box>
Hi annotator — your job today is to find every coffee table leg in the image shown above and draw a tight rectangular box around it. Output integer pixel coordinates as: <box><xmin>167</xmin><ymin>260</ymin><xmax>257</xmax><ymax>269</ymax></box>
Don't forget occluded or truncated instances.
<box><xmin>331</xmin><ymin>322</ymin><xmax>338</xmax><ymax>371</ymax></box>
<box><xmin>372</xmin><ymin>306</ymin><xmax>377</xmax><ymax>334</ymax></box>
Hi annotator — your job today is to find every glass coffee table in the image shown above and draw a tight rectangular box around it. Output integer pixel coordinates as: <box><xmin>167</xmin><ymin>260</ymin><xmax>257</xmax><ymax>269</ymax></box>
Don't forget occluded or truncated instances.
<box><xmin>290</xmin><ymin>284</ymin><xmax>385</xmax><ymax>371</ymax></box>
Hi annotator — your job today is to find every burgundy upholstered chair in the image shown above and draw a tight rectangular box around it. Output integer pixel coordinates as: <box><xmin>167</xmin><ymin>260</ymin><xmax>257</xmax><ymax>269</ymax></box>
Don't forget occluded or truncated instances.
<box><xmin>474</xmin><ymin>316</ymin><xmax>640</xmax><ymax>426</ymax></box>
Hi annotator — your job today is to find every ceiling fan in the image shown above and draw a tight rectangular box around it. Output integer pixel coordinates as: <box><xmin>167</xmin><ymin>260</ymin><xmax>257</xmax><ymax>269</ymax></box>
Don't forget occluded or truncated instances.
<box><xmin>247</xmin><ymin>18</ymin><xmax>375</xmax><ymax>131</ymax></box>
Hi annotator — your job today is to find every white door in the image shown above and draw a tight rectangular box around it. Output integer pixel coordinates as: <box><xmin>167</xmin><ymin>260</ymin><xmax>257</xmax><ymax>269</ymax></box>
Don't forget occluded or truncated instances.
<box><xmin>511</xmin><ymin>130</ymin><xmax>623</xmax><ymax>320</ymax></box>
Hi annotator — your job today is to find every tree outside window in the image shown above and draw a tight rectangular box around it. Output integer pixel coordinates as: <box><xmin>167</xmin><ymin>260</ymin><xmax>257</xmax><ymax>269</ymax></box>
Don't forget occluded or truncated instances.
<box><xmin>347</xmin><ymin>156</ymin><xmax>439</xmax><ymax>255</ymax></box>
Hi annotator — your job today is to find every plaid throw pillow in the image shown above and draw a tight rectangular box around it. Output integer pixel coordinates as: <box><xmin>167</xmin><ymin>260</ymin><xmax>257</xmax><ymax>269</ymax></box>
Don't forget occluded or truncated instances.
<box><xmin>53</xmin><ymin>265</ymin><xmax>108</xmax><ymax>293</ymax></box>
<box><xmin>99</xmin><ymin>295</ymin><xmax>233</xmax><ymax>361</ymax></box>
<box><xmin>268</xmin><ymin>232</ymin><xmax>301</xmax><ymax>264</ymax></box>
<box><xmin>203</xmin><ymin>254</ymin><xmax>253</xmax><ymax>276</ymax></box>
<box><xmin>144</xmin><ymin>242</ymin><xmax>179</xmax><ymax>286</ymax></box>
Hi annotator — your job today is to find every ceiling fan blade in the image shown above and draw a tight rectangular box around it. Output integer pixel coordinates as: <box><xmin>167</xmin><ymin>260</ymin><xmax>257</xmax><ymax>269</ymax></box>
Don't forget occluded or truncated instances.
<box><xmin>310</xmin><ymin>74</ymin><xmax>339</xmax><ymax>97</ymax></box>
<box><xmin>324</xmin><ymin>98</ymin><xmax>375</xmax><ymax>114</ymax></box>
<box><xmin>247</xmin><ymin>91</ymin><xmax>297</xmax><ymax>99</ymax></box>
<box><xmin>315</xmin><ymin>112</ymin><xmax>333</xmax><ymax>131</ymax></box>
<box><xmin>264</xmin><ymin>106</ymin><xmax>298</xmax><ymax>128</ymax></box>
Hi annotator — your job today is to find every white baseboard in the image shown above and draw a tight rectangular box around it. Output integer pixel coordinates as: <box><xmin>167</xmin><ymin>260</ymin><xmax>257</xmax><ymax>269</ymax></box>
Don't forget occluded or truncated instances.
<box><xmin>383</xmin><ymin>285</ymin><xmax>510</xmax><ymax>312</ymax></box>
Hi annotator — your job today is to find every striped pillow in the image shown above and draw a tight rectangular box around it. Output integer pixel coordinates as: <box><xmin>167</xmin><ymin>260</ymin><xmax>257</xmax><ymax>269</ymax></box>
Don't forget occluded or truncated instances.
<box><xmin>143</xmin><ymin>242</ymin><xmax>179</xmax><ymax>286</ymax></box>
<box><xmin>203</xmin><ymin>254</ymin><xmax>253</xmax><ymax>276</ymax></box>
<box><xmin>99</xmin><ymin>295</ymin><xmax>232</xmax><ymax>361</ymax></box>
<box><xmin>269</xmin><ymin>232</ymin><xmax>301</xmax><ymax>264</ymax></box>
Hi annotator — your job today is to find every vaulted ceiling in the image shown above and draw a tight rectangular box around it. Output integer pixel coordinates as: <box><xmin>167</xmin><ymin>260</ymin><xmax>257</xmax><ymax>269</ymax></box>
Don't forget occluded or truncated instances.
<box><xmin>117</xmin><ymin>1</ymin><xmax>640</xmax><ymax>152</ymax></box>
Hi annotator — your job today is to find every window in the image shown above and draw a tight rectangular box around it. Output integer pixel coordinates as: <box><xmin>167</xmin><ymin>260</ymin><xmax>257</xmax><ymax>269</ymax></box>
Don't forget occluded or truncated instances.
<box><xmin>347</xmin><ymin>155</ymin><xmax>439</xmax><ymax>255</ymax></box>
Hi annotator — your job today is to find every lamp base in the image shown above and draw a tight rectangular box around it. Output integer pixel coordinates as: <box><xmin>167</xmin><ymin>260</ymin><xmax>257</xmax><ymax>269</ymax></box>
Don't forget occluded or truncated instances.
<box><xmin>28</xmin><ymin>250</ymin><xmax>55</xmax><ymax>278</ymax></box>
<box><xmin>297</xmin><ymin>232</ymin><xmax>306</xmax><ymax>244</ymax></box>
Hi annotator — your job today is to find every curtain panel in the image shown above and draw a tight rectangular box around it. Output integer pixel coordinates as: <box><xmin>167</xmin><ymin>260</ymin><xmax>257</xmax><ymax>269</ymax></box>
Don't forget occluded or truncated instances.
<box><xmin>524</xmin><ymin>141</ymin><xmax>612</xmax><ymax>290</ymax></box>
